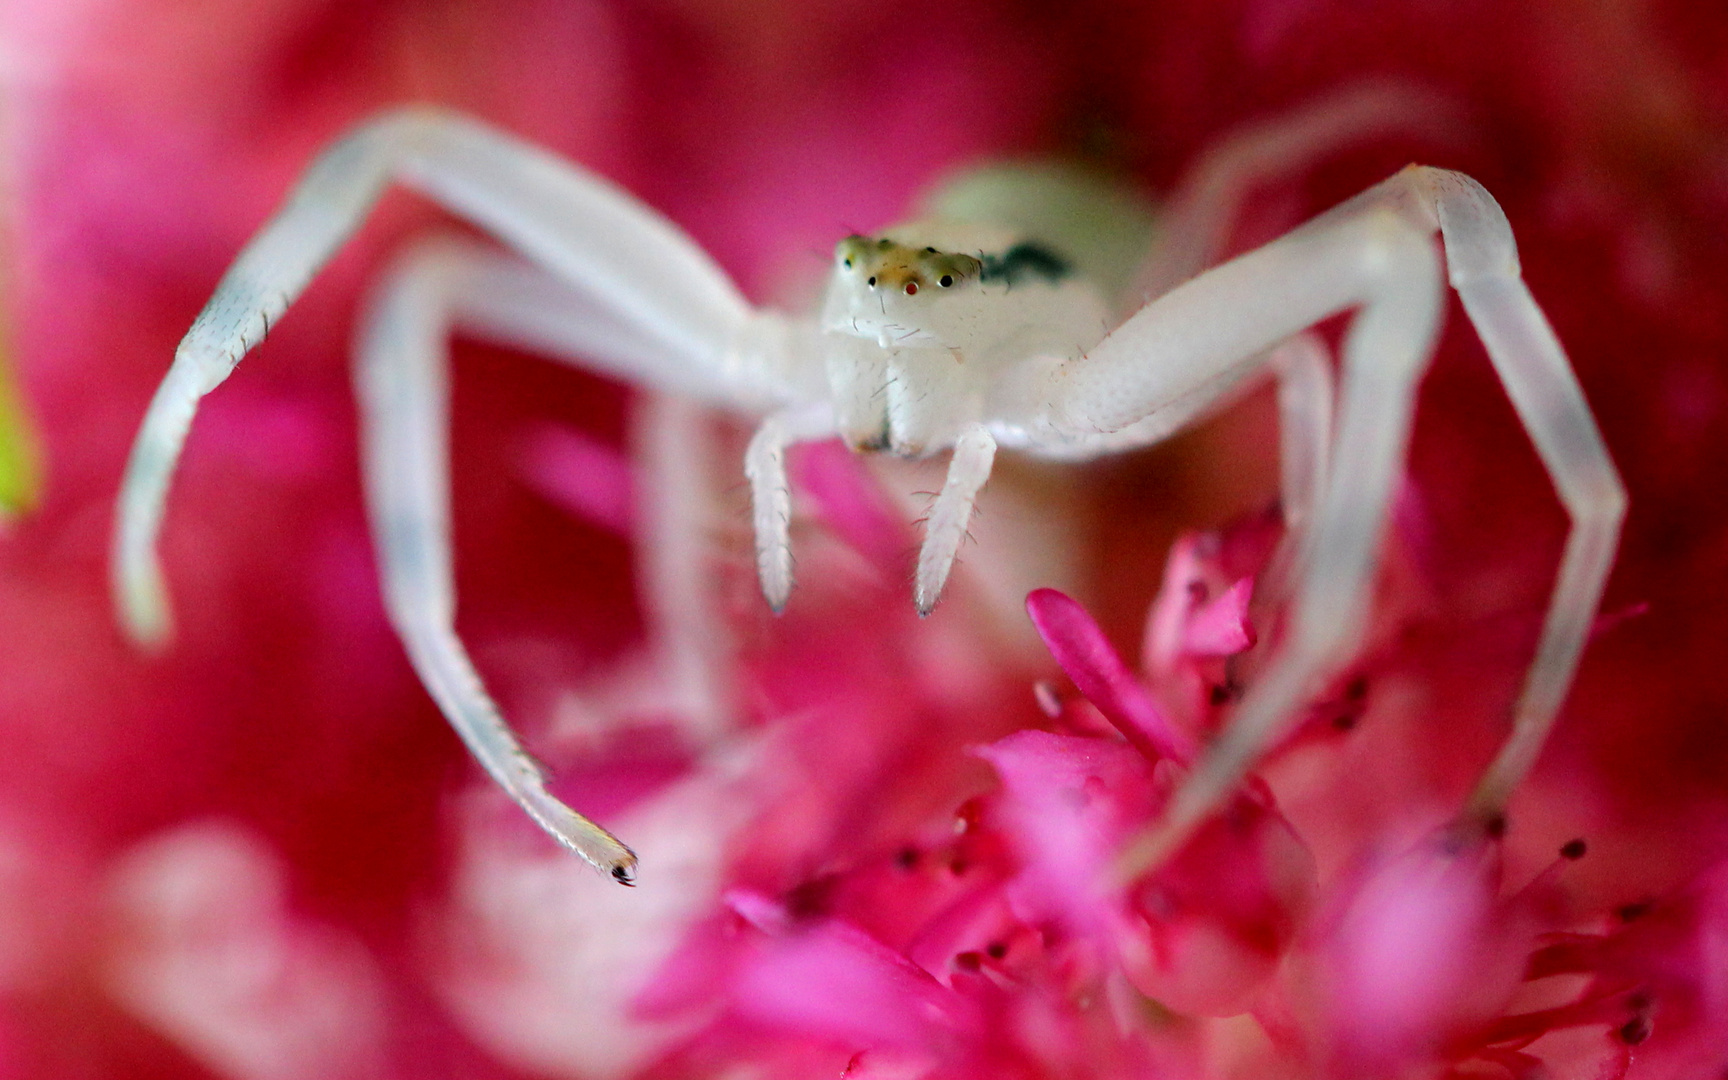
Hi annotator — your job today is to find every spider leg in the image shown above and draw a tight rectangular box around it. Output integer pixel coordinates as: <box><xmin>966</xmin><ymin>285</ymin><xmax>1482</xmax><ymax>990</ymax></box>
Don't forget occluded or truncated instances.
<box><xmin>353</xmin><ymin>236</ymin><xmax>778</xmax><ymax>881</ymax></box>
<box><xmin>1411</xmin><ymin>170</ymin><xmax>1626</xmax><ymax>820</ymax></box>
<box><xmin>1111</xmin><ymin>207</ymin><xmax>1445</xmax><ymax>880</ymax></box>
<box><xmin>115</xmin><ymin>106</ymin><xmax>799</xmax><ymax>644</ymax></box>
<box><xmin>915</xmin><ymin>423</ymin><xmax>998</xmax><ymax>616</ymax></box>
<box><xmin>745</xmin><ymin>404</ymin><xmax>836</xmax><ymax>613</ymax></box>
<box><xmin>389</xmin><ymin>240</ymin><xmax>745</xmax><ymax>736</ymax></box>
<box><xmin>1022</xmin><ymin>164</ymin><xmax>1617</xmax><ymax>881</ymax></box>
<box><xmin>1033</xmin><ymin>167</ymin><xmax>1618</xmax><ymax>879</ymax></box>
<box><xmin>1271</xmin><ymin>331</ymin><xmax>1336</xmax><ymax>552</ymax></box>
<box><xmin>1130</xmin><ymin>80</ymin><xmax>1467</xmax><ymax>303</ymax></box>
<box><xmin>633</xmin><ymin>393</ymin><xmax>736</xmax><ymax>738</ymax></box>
<box><xmin>1306</xmin><ymin>168</ymin><xmax>1626</xmax><ymax>829</ymax></box>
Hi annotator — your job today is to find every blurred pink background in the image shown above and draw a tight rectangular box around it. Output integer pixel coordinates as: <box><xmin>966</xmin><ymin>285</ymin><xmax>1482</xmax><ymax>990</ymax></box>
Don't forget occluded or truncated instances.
<box><xmin>2</xmin><ymin>1</ymin><xmax>1728</xmax><ymax>1076</ymax></box>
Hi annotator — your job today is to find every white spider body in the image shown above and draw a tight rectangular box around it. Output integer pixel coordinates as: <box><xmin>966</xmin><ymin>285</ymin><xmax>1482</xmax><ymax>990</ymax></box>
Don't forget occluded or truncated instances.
<box><xmin>114</xmin><ymin>100</ymin><xmax>1624</xmax><ymax>888</ymax></box>
<box><xmin>815</xmin><ymin>223</ymin><xmax>1112</xmax><ymax>459</ymax></box>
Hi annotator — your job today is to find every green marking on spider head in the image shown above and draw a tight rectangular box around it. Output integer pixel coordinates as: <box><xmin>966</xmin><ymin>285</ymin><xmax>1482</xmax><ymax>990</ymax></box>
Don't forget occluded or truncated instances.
<box><xmin>0</xmin><ymin>333</ymin><xmax>41</xmax><ymax>521</ymax></box>
<box><xmin>916</xmin><ymin>160</ymin><xmax>1159</xmax><ymax>307</ymax></box>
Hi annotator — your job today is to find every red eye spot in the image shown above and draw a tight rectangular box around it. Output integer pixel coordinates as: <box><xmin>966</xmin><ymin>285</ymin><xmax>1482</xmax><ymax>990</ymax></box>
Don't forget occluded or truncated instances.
<box><xmin>904</xmin><ymin>282</ymin><xmax>918</xmax><ymax>295</ymax></box>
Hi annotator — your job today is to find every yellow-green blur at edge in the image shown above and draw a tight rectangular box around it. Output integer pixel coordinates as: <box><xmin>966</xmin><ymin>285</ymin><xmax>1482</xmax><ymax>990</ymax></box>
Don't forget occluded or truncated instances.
<box><xmin>0</xmin><ymin>323</ymin><xmax>42</xmax><ymax>520</ymax></box>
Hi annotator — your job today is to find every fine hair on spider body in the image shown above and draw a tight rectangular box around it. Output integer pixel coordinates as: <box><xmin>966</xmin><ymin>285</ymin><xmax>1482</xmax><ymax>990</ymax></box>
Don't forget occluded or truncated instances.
<box><xmin>114</xmin><ymin>90</ymin><xmax>1624</xmax><ymax>887</ymax></box>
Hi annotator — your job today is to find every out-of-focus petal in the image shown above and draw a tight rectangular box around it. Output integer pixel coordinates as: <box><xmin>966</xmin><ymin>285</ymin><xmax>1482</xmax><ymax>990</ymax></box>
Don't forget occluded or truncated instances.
<box><xmin>104</xmin><ymin>821</ymin><xmax>388</xmax><ymax>1080</ymax></box>
<box><xmin>1183</xmin><ymin>578</ymin><xmax>1256</xmax><ymax>659</ymax></box>
<box><xmin>976</xmin><ymin>729</ymin><xmax>1153</xmax><ymax>932</ymax></box>
<box><xmin>1026</xmin><ymin>588</ymin><xmax>1197</xmax><ymax>764</ymax></box>
<box><xmin>725</xmin><ymin>893</ymin><xmax>976</xmax><ymax>1056</ymax></box>
<box><xmin>1314</xmin><ymin>836</ymin><xmax>1515</xmax><ymax>1070</ymax></box>
<box><xmin>518</xmin><ymin>422</ymin><xmax>637</xmax><ymax>538</ymax></box>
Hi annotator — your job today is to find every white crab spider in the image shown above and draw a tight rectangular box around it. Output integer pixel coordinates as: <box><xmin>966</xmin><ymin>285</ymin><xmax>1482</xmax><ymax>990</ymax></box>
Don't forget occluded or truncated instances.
<box><xmin>114</xmin><ymin>101</ymin><xmax>1624</xmax><ymax>887</ymax></box>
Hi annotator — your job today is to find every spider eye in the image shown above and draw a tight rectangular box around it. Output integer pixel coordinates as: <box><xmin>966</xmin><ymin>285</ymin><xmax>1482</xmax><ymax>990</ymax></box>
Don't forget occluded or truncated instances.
<box><xmin>904</xmin><ymin>282</ymin><xmax>918</xmax><ymax>296</ymax></box>
<box><xmin>867</xmin><ymin>276</ymin><xmax>877</xmax><ymax>287</ymax></box>
<box><xmin>924</xmin><ymin>246</ymin><xmax>937</xmax><ymax>253</ymax></box>
<box><xmin>843</xmin><ymin>258</ymin><xmax>852</xmax><ymax>269</ymax></box>
<box><xmin>938</xmin><ymin>275</ymin><xmax>953</xmax><ymax>288</ymax></box>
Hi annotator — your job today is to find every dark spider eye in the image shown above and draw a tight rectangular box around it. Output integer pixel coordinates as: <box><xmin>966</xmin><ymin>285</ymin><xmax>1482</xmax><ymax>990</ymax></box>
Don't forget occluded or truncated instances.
<box><xmin>904</xmin><ymin>282</ymin><xmax>918</xmax><ymax>295</ymax></box>
<box><xmin>843</xmin><ymin>259</ymin><xmax>852</xmax><ymax>268</ymax></box>
<box><xmin>938</xmin><ymin>275</ymin><xmax>953</xmax><ymax>287</ymax></box>
<box><xmin>867</xmin><ymin>276</ymin><xmax>877</xmax><ymax>287</ymax></box>
<box><xmin>924</xmin><ymin>246</ymin><xmax>937</xmax><ymax>253</ymax></box>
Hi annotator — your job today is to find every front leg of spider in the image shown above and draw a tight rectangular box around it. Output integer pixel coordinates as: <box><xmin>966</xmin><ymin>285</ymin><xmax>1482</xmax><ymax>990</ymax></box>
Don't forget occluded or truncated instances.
<box><xmin>915</xmin><ymin>424</ymin><xmax>996</xmax><ymax>615</ymax></box>
<box><xmin>746</xmin><ymin>405</ymin><xmax>836</xmax><ymax>612</ymax></box>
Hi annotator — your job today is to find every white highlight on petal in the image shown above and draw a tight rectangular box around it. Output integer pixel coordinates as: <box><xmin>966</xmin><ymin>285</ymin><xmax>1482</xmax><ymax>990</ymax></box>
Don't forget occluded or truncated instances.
<box><xmin>103</xmin><ymin>821</ymin><xmax>386</xmax><ymax>1080</ymax></box>
<box><xmin>429</xmin><ymin>749</ymin><xmax>751</xmax><ymax>1079</ymax></box>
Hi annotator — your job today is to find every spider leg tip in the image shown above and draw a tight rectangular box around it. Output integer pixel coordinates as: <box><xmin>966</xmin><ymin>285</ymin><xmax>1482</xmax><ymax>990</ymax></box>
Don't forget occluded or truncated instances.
<box><xmin>116</xmin><ymin>576</ymin><xmax>175</xmax><ymax>654</ymax></box>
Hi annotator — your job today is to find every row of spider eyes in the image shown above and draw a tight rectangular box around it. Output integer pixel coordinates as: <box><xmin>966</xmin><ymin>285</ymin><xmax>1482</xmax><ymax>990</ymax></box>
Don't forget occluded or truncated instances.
<box><xmin>841</xmin><ymin>246</ymin><xmax>959</xmax><ymax>295</ymax></box>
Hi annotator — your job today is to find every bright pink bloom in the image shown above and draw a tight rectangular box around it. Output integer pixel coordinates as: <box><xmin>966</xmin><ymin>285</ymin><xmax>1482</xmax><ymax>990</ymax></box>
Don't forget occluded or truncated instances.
<box><xmin>5</xmin><ymin>2</ymin><xmax>1728</xmax><ymax>1078</ymax></box>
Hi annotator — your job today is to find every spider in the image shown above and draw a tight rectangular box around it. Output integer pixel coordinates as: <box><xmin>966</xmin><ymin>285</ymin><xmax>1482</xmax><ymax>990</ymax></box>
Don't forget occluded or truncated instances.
<box><xmin>112</xmin><ymin>93</ymin><xmax>1624</xmax><ymax>889</ymax></box>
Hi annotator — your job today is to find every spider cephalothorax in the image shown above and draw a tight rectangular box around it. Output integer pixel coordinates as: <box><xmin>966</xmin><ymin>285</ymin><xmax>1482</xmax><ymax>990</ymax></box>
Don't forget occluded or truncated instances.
<box><xmin>819</xmin><ymin>225</ymin><xmax>1109</xmax><ymax>464</ymax></box>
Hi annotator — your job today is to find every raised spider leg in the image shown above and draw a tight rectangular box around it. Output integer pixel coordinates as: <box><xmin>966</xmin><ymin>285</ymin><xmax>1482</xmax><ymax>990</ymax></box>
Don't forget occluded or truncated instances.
<box><xmin>114</xmin><ymin>106</ymin><xmax>795</xmax><ymax>645</ymax></box>
<box><xmin>1130</xmin><ymin>80</ymin><xmax>1467</xmax><ymax>304</ymax></box>
<box><xmin>745</xmin><ymin>404</ymin><xmax>836</xmax><ymax>613</ymax></box>
<box><xmin>115</xmin><ymin>109</ymin><xmax>806</xmax><ymax>878</ymax></box>
<box><xmin>1317</xmin><ymin>169</ymin><xmax>1624</xmax><ymax>830</ymax></box>
<box><xmin>1036</xmin><ymin>166</ymin><xmax>1621</xmax><ymax>879</ymax></box>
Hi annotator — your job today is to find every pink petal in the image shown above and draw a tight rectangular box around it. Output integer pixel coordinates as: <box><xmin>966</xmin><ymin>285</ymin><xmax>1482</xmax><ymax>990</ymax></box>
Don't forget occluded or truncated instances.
<box><xmin>1183</xmin><ymin>577</ymin><xmax>1256</xmax><ymax>657</ymax></box>
<box><xmin>793</xmin><ymin>440</ymin><xmax>908</xmax><ymax>567</ymax></box>
<box><xmin>1025</xmin><ymin>588</ymin><xmax>1197</xmax><ymax>765</ymax></box>
<box><xmin>1320</xmin><ymin>838</ymin><xmax>1513</xmax><ymax>1068</ymax></box>
<box><xmin>1141</xmin><ymin>535</ymin><xmax>1206</xmax><ymax>675</ymax></box>
<box><xmin>726</xmin><ymin>893</ymin><xmax>974</xmax><ymax>1053</ymax></box>
<box><xmin>517</xmin><ymin>422</ymin><xmax>636</xmax><ymax>536</ymax></box>
<box><xmin>975</xmin><ymin>730</ymin><xmax>1154</xmax><ymax>930</ymax></box>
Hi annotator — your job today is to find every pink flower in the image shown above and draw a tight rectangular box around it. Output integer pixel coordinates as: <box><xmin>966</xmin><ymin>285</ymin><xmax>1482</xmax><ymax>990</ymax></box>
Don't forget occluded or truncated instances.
<box><xmin>1000</xmin><ymin>582</ymin><xmax>1313</xmax><ymax>1019</ymax></box>
<box><xmin>4</xmin><ymin>1</ymin><xmax>1728</xmax><ymax>1077</ymax></box>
